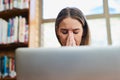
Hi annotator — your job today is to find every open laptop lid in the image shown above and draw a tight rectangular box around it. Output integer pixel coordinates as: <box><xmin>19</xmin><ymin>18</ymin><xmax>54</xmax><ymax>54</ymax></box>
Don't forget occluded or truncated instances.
<box><xmin>16</xmin><ymin>46</ymin><xmax>120</xmax><ymax>80</ymax></box>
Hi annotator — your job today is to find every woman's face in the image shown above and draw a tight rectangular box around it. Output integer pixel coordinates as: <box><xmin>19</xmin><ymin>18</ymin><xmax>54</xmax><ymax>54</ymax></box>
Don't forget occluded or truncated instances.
<box><xmin>57</xmin><ymin>17</ymin><xmax>83</xmax><ymax>46</ymax></box>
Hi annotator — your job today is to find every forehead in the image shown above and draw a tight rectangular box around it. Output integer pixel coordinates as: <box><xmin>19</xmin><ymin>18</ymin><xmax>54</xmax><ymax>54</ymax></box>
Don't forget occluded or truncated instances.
<box><xmin>59</xmin><ymin>17</ymin><xmax>82</xmax><ymax>29</ymax></box>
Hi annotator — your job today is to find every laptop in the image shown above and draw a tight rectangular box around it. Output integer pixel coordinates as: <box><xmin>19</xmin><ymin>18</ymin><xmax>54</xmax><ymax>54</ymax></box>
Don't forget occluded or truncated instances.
<box><xmin>15</xmin><ymin>46</ymin><xmax>120</xmax><ymax>80</ymax></box>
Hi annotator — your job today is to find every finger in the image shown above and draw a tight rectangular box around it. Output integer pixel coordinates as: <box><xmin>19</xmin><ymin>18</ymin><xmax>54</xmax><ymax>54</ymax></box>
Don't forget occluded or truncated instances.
<box><xmin>70</xmin><ymin>35</ymin><xmax>76</xmax><ymax>46</ymax></box>
<box><xmin>67</xmin><ymin>31</ymin><xmax>76</xmax><ymax>46</ymax></box>
<box><xmin>66</xmin><ymin>33</ymin><xmax>70</xmax><ymax>46</ymax></box>
<box><xmin>71</xmin><ymin>38</ymin><xmax>76</xmax><ymax>46</ymax></box>
<box><xmin>69</xmin><ymin>32</ymin><xmax>76</xmax><ymax>46</ymax></box>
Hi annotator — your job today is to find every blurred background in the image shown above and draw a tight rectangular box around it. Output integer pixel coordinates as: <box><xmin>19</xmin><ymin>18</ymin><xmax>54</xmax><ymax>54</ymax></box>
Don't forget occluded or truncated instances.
<box><xmin>38</xmin><ymin>0</ymin><xmax>120</xmax><ymax>47</ymax></box>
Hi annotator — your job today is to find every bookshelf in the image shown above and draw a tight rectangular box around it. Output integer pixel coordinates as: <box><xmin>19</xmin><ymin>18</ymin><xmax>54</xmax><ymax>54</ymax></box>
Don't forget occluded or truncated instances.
<box><xmin>0</xmin><ymin>0</ymin><xmax>40</xmax><ymax>80</ymax></box>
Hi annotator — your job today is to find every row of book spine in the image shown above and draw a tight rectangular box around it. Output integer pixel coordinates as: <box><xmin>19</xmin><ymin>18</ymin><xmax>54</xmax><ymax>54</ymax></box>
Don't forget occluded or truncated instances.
<box><xmin>0</xmin><ymin>56</ymin><xmax>16</xmax><ymax>79</ymax></box>
<box><xmin>0</xmin><ymin>16</ymin><xmax>28</xmax><ymax>44</ymax></box>
<box><xmin>0</xmin><ymin>0</ymin><xmax>29</xmax><ymax>12</ymax></box>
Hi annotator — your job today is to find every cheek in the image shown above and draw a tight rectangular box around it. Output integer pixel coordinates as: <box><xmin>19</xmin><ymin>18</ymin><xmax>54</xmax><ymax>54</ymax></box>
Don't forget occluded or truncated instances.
<box><xmin>57</xmin><ymin>31</ymin><xmax>68</xmax><ymax>45</ymax></box>
<box><xmin>59</xmin><ymin>34</ymin><xmax>67</xmax><ymax>42</ymax></box>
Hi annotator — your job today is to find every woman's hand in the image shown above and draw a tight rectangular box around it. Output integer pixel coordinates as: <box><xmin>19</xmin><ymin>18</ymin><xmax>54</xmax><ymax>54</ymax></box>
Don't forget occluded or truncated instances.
<box><xmin>66</xmin><ymin>31</ymin><xmax>76</xmax><ymax>46</ymax></box>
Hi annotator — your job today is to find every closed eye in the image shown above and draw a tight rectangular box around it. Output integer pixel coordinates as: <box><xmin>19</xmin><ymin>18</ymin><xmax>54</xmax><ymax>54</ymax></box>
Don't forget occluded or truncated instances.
<box><xmin>73</xmin><ymin>31</ymin><xmax>79</xmax><ymax>34</ymax></box>
<box><xmin>73</xmin><ymin>29</ymin><xmax>80</xmax><ymax>34</ymax></box>
<box><xmin>61</xmin><ymin>29</ymin><xmax>68</xmax><ymax>34</ymax></box>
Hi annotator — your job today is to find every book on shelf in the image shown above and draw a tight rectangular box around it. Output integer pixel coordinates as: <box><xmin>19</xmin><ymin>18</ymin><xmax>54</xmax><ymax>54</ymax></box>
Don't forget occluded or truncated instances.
<box><xmin>0</xmin><ymin>16</ymin><xmax>28</xmax><ymax>45</ymax></box>
<box><xmin>0</xmin><ymin>0</ymin><xmax>4</xmax><ymax>11</ymax></box>
<box><xmin>2</xmin><ymin>19</ymin><xmax>8</xmax><ymax>44</ymax></box>
<box><xmin>9</xmin><ymin>57</ymin><xmax>16</xmax><ymax>78</ymax></box>
<box><xmin>8</xmin><ymin>18</ymin><xmax>15</xmax><ymax>43</ymax></box>
<box><xmin>13</xmin><ymin>16</ymin><xmax>19</xmax><ymax>43</ymax></box>
<box><xmin>0</xmin><ymin>56</ymin><xmax>2</xmax><ymax>79</ymax></box>
<box><xmin>4</xmin><ymin>0</ymin><xmax>9</xmax><ymax>10</ymax></box>
<box><xmin>10</xmin><ymin>0</ymin><xmax>13</xmax><ymax>9</ymax></box>
<box><xmin>0</xmin><ymin>0</ymin><xmax>28</xmax><ymax>11</ymax></box>
<box><xmin>24</xmin><ymin>0</ymin><xmax>29</xmax><ymax>9</ymax></box>
<box><xmin>13</xmin><ymin>0</ymin><xmax>17</xmax><ymax>8</ymax></box>
<box><xmin>18</xmin><ymin>16</ymin><xmax>23</xmax><ymax>42</ymax></box>
<box><xmin>7</xmin><ymin>19</ymin><xmax>11</xmax><ymax>44</ymax></box>
<box><xmin>1</xmin><ymin>56</ymin><xmax>8</xmax><ymax>78</ymax></box>
<box><xmin>19</xmin><ymin>16</ymin><xmax>27</xmax><ymax>43</ymax></box>
<box><xmin>10</xmin><ymin>18</ymin><xmax>14</xmax><ymax>43</ymax></box>
<box><xmin>0</xmin><ymin>18</ymin><xmax>3</xmax><ymax>44</ymax></box>
<box><xmin>0</xmin><ymin>55</ymin><xmax>16</xmax><ymax>79</ymax></box>
<box><xmin>25</xmin><ymin>24</ymin><xmax>28</xmax><ymax>43</ymax></box>
<box><xmin>18</xmin><ymin>0</ymin><xmax>29</xmax><ymax>9</ymax></box>
<box><xmin>0</xmin><ymin>0</ymin><xmax>29</xmax><ymax>11</ymax></box>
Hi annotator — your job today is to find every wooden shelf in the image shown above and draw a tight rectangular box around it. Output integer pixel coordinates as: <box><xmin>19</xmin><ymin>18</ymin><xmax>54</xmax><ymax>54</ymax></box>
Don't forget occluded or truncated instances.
<box><xmin>0</xmin><ymin>77</ymin><xmax>16</xmax><ymax>80</ymax></box>
<box><xmin>0</xmin><ymin>8</ymin><xmax>29</xmax><ymax>22</ymax></box>
<box><xmin>0</xmin><ymin>8</ymin><xmax>29</xmax><ymax>80</ymax></box>
<box><xmin>0</xmin><ymin>42</ymin><xmax>28</xmax><ymax>51</ymax></box>
<box><xmin>0</xmin><ymin>0</ymin><xmax>40</xmax><ymax>80</ymax></box>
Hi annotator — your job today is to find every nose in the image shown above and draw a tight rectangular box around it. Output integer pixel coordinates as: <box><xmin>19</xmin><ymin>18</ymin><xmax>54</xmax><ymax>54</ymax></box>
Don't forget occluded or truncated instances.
<box><xmin>68</xmin><ymin>31</ymin><xmax>74</xmax><ymax>37</ymax></box>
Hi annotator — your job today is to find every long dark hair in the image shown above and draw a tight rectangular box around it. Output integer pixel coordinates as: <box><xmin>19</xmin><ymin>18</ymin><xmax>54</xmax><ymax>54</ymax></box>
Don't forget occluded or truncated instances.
<box><xmin>55</xmin><ymin>7</ymin><xmax>90</xmax><ymax>45</ymax></box>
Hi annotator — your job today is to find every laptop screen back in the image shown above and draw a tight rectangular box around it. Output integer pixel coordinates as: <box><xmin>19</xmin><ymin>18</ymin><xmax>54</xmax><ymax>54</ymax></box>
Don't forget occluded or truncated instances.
<box><xmin>15</xmin><ymin>46</ymin><xmax>120</xmax><ymax>80</ymax></box>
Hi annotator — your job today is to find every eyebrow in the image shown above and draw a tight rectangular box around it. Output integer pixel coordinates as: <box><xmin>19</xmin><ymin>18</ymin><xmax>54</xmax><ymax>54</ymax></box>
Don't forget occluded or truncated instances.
<box><xmin>60</xmin><ymin>28</ymin><xmax>80</xmax><ymax>30</ymax></box>
<box><xmin>73</xmin><ymin>28</ymin><xmax>80</xmax><ymax>30</ymax></box>
<box><xmin>60</xmin><ymin>29</ymin><xmax>67</xmax><ymax>31</ymax></box>
<box><xmin>60</xmin><ymin>28</ymin><xmax>80</xmax><ymax>32</ymax></box>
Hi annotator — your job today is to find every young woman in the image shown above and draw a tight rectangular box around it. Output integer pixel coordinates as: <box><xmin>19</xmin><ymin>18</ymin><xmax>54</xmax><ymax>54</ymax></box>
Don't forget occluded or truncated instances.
<box><xmin>55</xmin><ymin>7</ymin><xmax>90</xmax><ymax>46</ymax></box>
